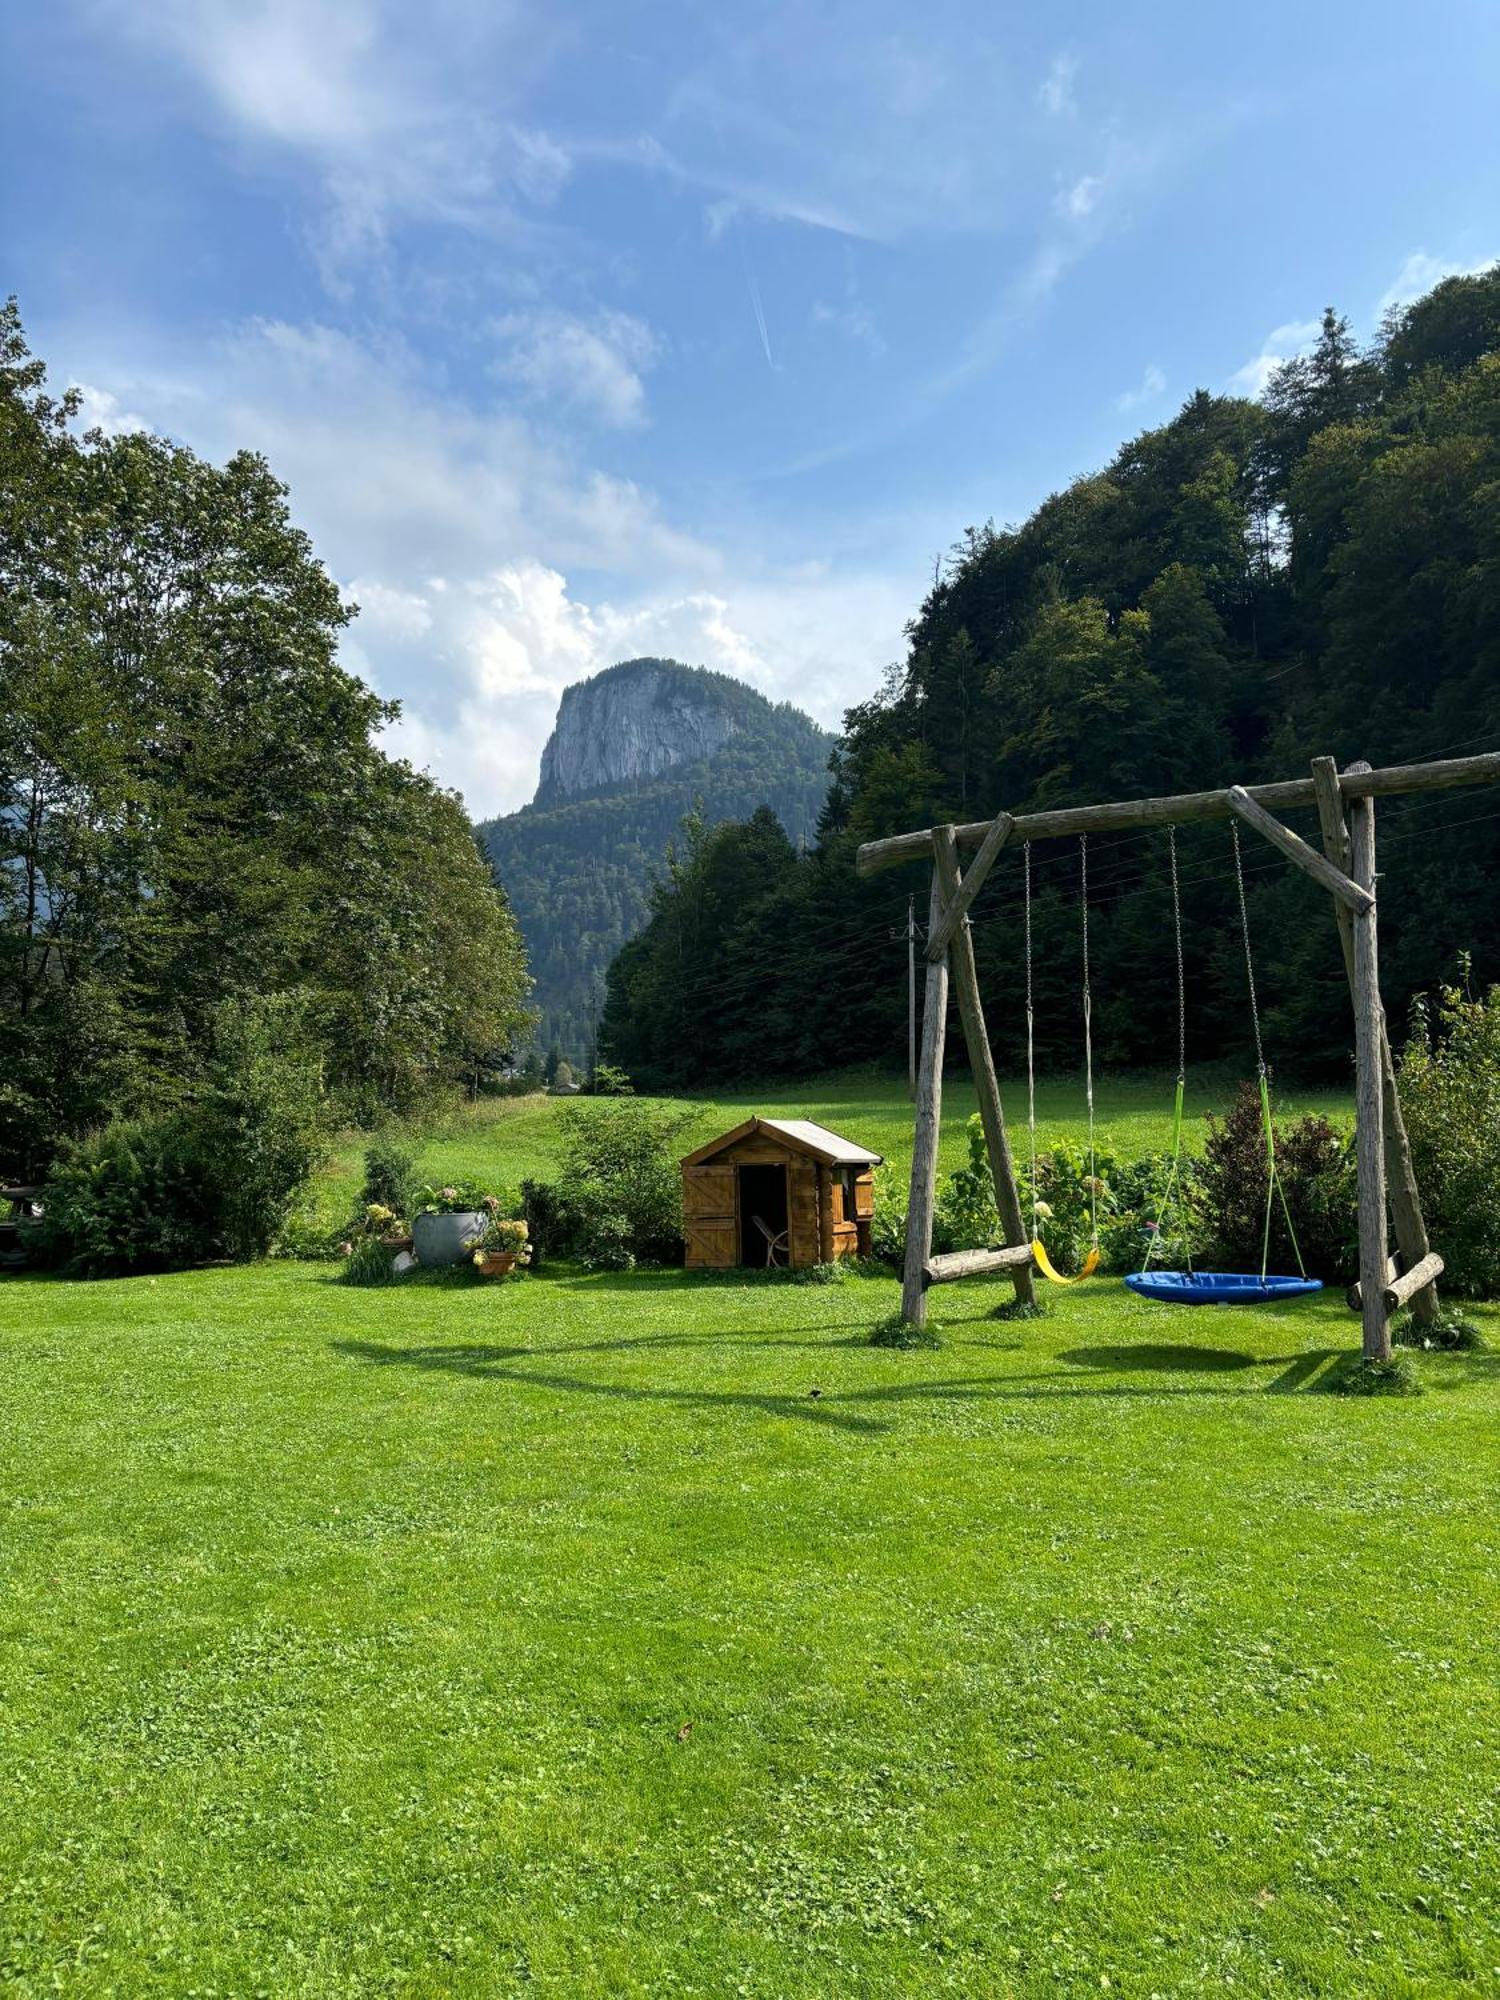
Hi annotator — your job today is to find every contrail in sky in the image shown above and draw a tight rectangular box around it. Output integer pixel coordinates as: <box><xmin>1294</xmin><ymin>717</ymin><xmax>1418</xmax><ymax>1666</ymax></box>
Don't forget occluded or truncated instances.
<box><xmin>736</xmin><ymin>223</ymin><xmax>774</xmax><ymax>369</ymax></box>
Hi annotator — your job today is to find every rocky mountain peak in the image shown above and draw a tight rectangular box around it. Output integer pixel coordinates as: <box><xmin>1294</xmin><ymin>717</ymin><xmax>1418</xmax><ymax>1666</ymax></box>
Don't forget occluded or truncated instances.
<box><xmin>533</xmin><ymin>658</ymin><xmax>749</xmax><ymax>806</ymax></box>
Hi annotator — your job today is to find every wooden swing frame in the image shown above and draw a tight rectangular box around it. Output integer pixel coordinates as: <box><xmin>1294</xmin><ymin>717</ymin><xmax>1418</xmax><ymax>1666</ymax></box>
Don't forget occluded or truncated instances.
<box><xmin>856</xmin><ymin>751</ymin><xmax>1500</xmax><ymax>1357</ymax></box>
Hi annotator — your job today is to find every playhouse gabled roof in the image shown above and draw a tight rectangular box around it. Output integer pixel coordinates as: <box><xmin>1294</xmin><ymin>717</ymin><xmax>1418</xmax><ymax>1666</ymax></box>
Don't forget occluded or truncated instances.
<box><xmin>682</xmin><ymin>1116</ymin><xmax>883</xmax><ymax>1170</ymax></box>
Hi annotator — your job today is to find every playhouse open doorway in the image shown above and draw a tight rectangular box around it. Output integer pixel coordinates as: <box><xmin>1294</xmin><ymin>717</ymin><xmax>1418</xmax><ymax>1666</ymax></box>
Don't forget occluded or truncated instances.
<box><xmin>738</xmin><ymin>1163</ymin><xmax>789</xmax><ymax>1266</ymax></box>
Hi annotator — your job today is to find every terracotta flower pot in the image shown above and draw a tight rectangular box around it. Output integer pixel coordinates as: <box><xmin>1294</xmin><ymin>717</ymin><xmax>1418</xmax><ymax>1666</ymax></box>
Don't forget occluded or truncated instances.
<box><xmin>380</xmin><ymin>1231</ymin><xmax>414</xmax><ymax>1254</ymax></box>
<box><xmin>474</xmin><ymin>1251</ymin><xmax>517</xmax><ymax>1278</ymax></box>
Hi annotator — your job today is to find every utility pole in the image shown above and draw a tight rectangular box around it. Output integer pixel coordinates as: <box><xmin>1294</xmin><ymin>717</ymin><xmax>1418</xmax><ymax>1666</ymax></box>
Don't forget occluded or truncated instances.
<box><xmin>890</xmin><ymin>894</ymin><xmax>917</xmax><ymax>1097</ymax></box>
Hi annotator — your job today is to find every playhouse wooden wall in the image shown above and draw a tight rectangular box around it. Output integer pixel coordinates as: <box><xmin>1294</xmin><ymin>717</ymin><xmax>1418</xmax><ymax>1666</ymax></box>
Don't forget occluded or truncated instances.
<box><xmin>682</xmin><ymin>1131</ymin><xmax>874</xmax><ymax>1270</ymax></box>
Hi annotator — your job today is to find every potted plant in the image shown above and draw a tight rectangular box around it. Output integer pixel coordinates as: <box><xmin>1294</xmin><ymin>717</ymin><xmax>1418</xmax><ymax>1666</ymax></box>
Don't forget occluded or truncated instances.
<box><xmin>413</xmin><ymin>1182</ymin><xmax>498</xmax><ymax>1267</ymax></box>
<box><xmin>363</xmin><ymin>1203</ymin><xmax>413</xmax><ymax>1253</ymax></box>
<box><xmin>467</xmin><ymin>1216</ymin><xmax>531</xmax><ymax>1279</ymax></box>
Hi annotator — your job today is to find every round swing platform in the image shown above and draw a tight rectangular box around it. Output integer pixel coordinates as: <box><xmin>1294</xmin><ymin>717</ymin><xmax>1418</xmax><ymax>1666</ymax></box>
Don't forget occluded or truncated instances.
<box><xmin>1125</xmin><ymin>1271</ymin><xmax>1323</xmax><ymax>1306</ymax></box>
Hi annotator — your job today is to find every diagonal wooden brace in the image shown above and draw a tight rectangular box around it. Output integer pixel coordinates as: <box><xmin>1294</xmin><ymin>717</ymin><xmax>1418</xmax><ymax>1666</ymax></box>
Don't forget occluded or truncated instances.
<box><xmin>1226</xmin><ymin>786</ymin><xmax>1374</xmax><ymax>915</ymax></box>
<box><xmin>925</xmin><ymin>810</ymin><xmax>1015</xmax><ymax>962</ymax></box>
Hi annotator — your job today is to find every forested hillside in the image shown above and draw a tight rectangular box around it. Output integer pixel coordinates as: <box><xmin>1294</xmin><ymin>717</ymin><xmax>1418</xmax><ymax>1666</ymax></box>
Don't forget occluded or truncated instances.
<box><xmin>602</xmin><ymin>267</ymin><xmax>1500</xmax><ymax>1088</ymax></box>
<box><xmin>480</xmin><ymin>663</ymin><xmax>833</xmax><ymax>1061</ymax></box>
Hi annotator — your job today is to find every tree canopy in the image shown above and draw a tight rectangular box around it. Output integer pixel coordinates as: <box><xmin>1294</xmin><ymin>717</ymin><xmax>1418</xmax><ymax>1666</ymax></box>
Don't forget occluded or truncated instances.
<box><xmin>1</xmin><ymin>301</ymin><xmax>531</xmax><ymax>1174</ymax></box>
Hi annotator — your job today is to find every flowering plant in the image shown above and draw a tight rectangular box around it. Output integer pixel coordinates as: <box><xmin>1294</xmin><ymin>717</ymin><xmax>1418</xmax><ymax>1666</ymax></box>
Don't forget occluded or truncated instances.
<box><xmin>415</xmin><ymin>1181</ymin><xmax>500</xmax><ymax>1216</ymax></box>
<box><xmin>466</xmin><ymin>1215</ymin><xmax>531</xmax><ymax>1265</ymax></box>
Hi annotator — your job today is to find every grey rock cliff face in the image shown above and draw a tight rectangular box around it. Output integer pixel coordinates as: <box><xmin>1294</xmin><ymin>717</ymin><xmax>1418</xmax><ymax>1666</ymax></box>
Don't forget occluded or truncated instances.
<box><xmin>534</xmin><ymin>661</ymin><xmax>744</xmax><ymax>804</ymax></box>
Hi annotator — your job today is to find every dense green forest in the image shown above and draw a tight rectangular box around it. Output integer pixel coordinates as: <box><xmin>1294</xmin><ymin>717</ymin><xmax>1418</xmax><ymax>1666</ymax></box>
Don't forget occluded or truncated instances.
<box><xmin>1</xmin><ymin>302</ymin><xmax>531</xmax><ymax>1177</ymax></box>
<box><xmin>602</xmin><ymin>267</ymin><xmax>1500</xmax><ymax>1089</ymax></box>
<box><xmin>480</xmin><ymin>669</ymin><xmax>832</xmax><ymax>1062</ymax></box>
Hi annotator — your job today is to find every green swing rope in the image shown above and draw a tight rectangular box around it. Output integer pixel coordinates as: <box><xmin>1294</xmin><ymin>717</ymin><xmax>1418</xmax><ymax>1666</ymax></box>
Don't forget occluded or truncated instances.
<box><xmin>1231</xmin><ymin>824</ymin><xmax>1308</xmax><ymax>1281</ymax></box>
<box><xmin>1024</xmin><ymin>841</ymin><xmax>1037</xmax><ymax>1236</ymax></box>
<box><xmin>1140</xmin><ymin>827</ymin><xmax>1193</xmax><ymax>1275</ymax></box>
<box><xmin>1080</xmin><ymin>835</ymin><xmax>1099</xmax><ymax>1256</ymax></box>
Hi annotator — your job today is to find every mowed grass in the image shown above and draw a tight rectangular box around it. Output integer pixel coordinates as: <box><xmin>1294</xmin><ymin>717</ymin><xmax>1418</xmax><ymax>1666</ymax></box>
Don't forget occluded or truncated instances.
<box><xmin>3</xmin><ymin>1235</ymin><xmax>1499</xmax><ymax>1994</ymax></box>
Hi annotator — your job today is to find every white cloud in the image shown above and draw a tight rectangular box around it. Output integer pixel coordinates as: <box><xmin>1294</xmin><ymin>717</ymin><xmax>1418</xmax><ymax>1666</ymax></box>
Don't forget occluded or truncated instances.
<box><xmin>1057</xmin><ymin>174</ymin><xmax>1103</xmax><ymax>220</ymax></box>
<box><xmin>54</xmin><ymin>316</ymin><xmax>909</xmax><ymax>817</ymax></box>
<box><xmin>1228</xmin><ymin>317</ymin><xmax>1322</xmax><ymax>396</ymax></box>
<box><xmin>1115</xmin><ymin>362</ymin><xmax>1166</xmax><ymax>413</ymax></box>
<box><xmin>493</xmin><ymin>309</ymin><xmax>661</xmax><ymax>428</ymax></box>
<box><xmin>109</xmin><ymin>0</ymin><xmax>569</xmax><ymax>276</ymax></box>
<box><xmin>1038</xmin><ymin>54</ymin><xmax>1077</xmax><ymax>117</ymax></box>
<box><xmin>72</xmin><ymin>382</ymin><xmax>149</xmax><ymax>436</ymax></box>
<box><xmin>1378</xmin><ymin>248</ymin><xmax>1494</xmax><ymax>316</ymax></box>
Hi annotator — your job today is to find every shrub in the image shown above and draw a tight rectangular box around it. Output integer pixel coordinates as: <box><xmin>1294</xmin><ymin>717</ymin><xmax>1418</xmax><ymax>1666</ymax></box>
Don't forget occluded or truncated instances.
<box><xmin>1398</xmin><ymin>976</ymin><xmax>1500</xmax><ymax>1295</ymax></box>
<box><xmin>1025</xmin><ymin>1137</ymin><xmax>1122</xmax><ymax>1273</ymax></box>
<box><xmin>207</xmin><ymin>994</ymin><xmax>326</xmax><ymax>1262</ymax></box>
<box><xmin>25</xmin><ymin>1114</ymin><xmax>224</xmax><ymax>1277</ymax></box>
<box><xmin>520</xmin><ymin>1176</ymin><xmax>577</xmax><ymax>1269</ymax></box>
<box><xmin>1197</xmin><ymin>1082</ymin><xmax>1356</xmax><ymax>1281</ymax></box>
<box><xmin>361</xmin><ymin>1141</ymin><xmax>417</xmax><ymax>1219</ymax></box>
<box><xmin>867</xmin><ymin>1165</ymin><xmax>908</xmax><ymax>1268</ymax></box>
<box><xmin>28</xmin><ymin>999</ymin><xmax>324</xmax><ymax>1278</ymax></box>
<box><xmin>590</xmin><ymin>1063</ymin><xmax>635</xmax><ymax>1097</ymax></box>
<box><xmin>1102</xmin><ymin>1151</ymin><xmax>1198</xmax><ymax>1274</ymax></box>
<box><xmin>931</xmin><ymin>1115</ymin><xmax>999</xmax><ymax>1255</ymax></box>
<box><xmin>274</xmin><ymin>1207</ymin><xmax>343</xmax><ymax>1261</ymax></box>
<box><xmin>548</xmin><ymin>1097</ymin><xmax>699</xmax><ymax>1268</ymax></box>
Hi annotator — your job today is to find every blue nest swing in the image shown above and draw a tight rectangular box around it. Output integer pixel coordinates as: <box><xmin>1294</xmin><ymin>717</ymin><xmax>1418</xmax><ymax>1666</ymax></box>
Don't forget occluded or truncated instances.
<box><xmin>1126</xmin><ymin>1270</ymin><xmax>1322</xmax><ymax>1306</ymax></box>
<box><xmin>1124</xmin><ymin>826</ymin><xmax>1323</xmax><ymax>1310</ymax></box>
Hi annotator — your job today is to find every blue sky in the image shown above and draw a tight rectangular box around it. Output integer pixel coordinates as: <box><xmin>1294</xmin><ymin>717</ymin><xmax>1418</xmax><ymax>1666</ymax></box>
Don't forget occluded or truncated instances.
<box><xmin>3</xmin><ymin>1</ymin><xmax>1497</xmax><ymax>814</ymax></box>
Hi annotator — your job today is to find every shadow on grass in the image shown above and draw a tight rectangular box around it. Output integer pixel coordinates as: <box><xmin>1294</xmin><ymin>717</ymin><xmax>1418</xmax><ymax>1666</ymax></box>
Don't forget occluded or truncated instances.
<box><xmin>1062</xmin><ymin>1341</ymin><xmax>1348</xmax><ymax>1393</ymax></box>
<box><xmin>333</xmin><ymin>1328</ymin><xmax>1358</xmax><ymax>1434</ymax></box>
<box><xmin>332</xmin><ymin>1339</ymin><xmax>889</xmax><ymax>1434</ymax></box>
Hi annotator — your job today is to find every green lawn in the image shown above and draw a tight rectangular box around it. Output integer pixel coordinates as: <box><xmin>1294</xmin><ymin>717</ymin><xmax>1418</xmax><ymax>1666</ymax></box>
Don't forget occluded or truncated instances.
<box><xmin>3</xmin><ymin>1193</ymin><xmax>1497</xmax><ymax>1993</ymax></box>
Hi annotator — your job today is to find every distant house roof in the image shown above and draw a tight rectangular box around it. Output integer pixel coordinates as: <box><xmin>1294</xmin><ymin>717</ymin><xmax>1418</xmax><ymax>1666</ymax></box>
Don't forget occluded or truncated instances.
<box><xmin>682</xmin><ymin>1115</ymin><xmax>883</xmax><ymax>1170</ymax></box>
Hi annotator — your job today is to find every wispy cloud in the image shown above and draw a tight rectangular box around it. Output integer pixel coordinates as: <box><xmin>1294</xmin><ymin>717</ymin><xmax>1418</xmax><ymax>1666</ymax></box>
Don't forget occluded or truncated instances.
<box><xmin>1115</xmin><ymin>362</ymin><xmax>1166</xmax><ymax>413</ymax></box>
<box><xmin>1228</xmin><ymin>318</ymin><xmax>1322</xmax><ymax>396</ymax></box>
<box><xmin>107</xmin><ymin>0</ymin><xmax>571</xmax><ymax>278</ymax></box>
<box><xmin>1378</xmin><ymin>248</ymin><xmax>1495</xmax><ymax>316</ymax></box>
<box><xmin>1038</xmin><ymin>53</ymin><xmax>1077</xmax><ymax>117</ymax></box>
<box><xmin>1058</xmin><ymin>174</ymin><xmax>1102</xmax><ymax>220</ymax></box>
<box><xmin>492</xmin><ymin>309</ymin><xmax>661</xmax><ymax>429</ymax></box>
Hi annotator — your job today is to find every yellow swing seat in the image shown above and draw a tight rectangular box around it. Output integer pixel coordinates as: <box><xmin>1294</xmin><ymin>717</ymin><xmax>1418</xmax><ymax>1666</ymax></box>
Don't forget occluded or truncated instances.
<box><xmin>1031</xmin><ymin>1237</ymin><xmax>1101</xmax><ymax>1286</ymax></box>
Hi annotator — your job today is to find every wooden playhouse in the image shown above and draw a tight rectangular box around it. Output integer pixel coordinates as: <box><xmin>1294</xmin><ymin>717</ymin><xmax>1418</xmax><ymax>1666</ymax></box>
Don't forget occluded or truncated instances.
<box><xmin>681</xmin><ymin>1117</ymin><xmax>881</xmax><ymax>1269</ymax></box>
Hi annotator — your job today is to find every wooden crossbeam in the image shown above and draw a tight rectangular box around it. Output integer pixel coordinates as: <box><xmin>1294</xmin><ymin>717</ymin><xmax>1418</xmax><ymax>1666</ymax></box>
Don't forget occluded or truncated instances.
<box><xmin>856</xmin><ymin>751</ymin><xmax>1500</xmax><ymax>874</ymax></box>
<box><xmin>1226</xmin><ymin>786</ymin><xmax>1374</xmax><ymax>914</ymax></box>
<box><xmin>925</xmin><ymin>811</ymin><xmax>1014</xmax><ymax>962</ymax></box>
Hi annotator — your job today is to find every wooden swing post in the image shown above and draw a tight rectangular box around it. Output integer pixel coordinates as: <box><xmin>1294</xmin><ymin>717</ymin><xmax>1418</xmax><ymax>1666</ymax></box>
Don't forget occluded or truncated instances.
<box><xmin>1311</xmin><ymin>758</ymin><xmax>1441</xmax><ymax>1325</ymax></box>
<box><xmin>931</xmin><ymin>824</ymin><xmax>1035</xmax><ymax>1311</ymax></box>
<box><xmin>902</xmin><ymin>824</ymin><xmax>1035</xmax><ymax>1326</ymax></box>
<box><xmin>901</xmin><ymin>866</ymin><xmax>950</xmax><ymax>1325</ymax></box>
<box><xmin>862</xmin><ymin>748</ymin><xmax>1500</xmax><ymax>1355</ymax></box>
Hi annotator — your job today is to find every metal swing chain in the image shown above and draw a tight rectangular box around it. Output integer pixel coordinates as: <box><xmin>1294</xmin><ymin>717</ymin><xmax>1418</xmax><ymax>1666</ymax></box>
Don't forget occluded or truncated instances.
<box><xmin>1144</xmin><ymin>828</ymin><xmax>1191</xmax><ymax>1273</ymax></box>
<box><xmin>1081</xmin><ymin>835</ymin><xmax>1098</xmax><ymax>1248</ymax></box>
<box><xmin>1231</xmin><ymin>823</ymin><xmax>1306</xmax><ymax>1279</ymax></box>
<box><xmin>1024</xmin><ymin>840</ymin><xmax>1037</xmax><ymax>1235</ymax></box>
<box><xmin>1231</xmin><ymin>822</ymin><xmax>1267</xmax><ymax>1076</ymax></box>
<box><xmin>1171</xmin><ymin>825</ymin><xmax>1186</xmax><ymax>1088</ymax></box>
